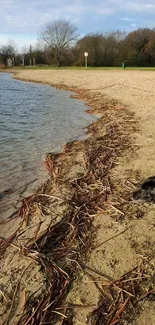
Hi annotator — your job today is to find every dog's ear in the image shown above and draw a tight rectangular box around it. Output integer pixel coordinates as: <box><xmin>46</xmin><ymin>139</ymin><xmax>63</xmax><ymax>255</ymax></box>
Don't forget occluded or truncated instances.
<box><xmin>141</xmin><ymin>176</ymin><xmax>155</xmax><ymax>190</ymax></box>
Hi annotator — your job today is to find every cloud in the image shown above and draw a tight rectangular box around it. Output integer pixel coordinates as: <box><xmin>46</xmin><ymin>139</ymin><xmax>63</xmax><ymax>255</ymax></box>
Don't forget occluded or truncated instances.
<box><xmin>126</xmin><ymin>1</ymin><xmax>155</xmax><ymax>13</ymax></box>
<box><xmin>121</xmin><ymin>18</ymin><xmax>137</xmax><ymax>22</ymax></box>
<box><xmin>109</xmin><ymin>0</ymin><xmax>155</xmax><ymax>11</ymax></box>
<box><xmin>131</xmin><ymin>23</ymin><xmax>137</xmax><ymax>28</ymax></box>
<box><xmin>0</xmin><ymin>0</ymin><xmax>155</xmax><ymax>47</ymax></box>
<box><xmin>0</xmin><ymin>0</ymin><xmax>116</xmax><ymax>37</ymax></box>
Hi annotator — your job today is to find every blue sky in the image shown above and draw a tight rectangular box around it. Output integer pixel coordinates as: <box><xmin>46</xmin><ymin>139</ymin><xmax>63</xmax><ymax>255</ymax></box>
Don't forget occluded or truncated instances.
<box><xmin>0</xmin><ymin>0</ymin><xmax>155</xmax><ymax>49</ymax></box>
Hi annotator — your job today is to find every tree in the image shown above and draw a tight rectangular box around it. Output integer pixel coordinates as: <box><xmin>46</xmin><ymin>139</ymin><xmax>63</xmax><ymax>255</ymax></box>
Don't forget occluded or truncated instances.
<box><xmin>0</xmin><ymin>41</ymin><xmax>17</xmax><ymax>65</ymax></box>
<box><xmin>75</xmin><ymin>34</ymin><xmax>106</xmax><ymax>66</ymax></box>
<box><xmin>124</xmin><ymin>28</ymin><xmax>151</xmax><ymax>66</ymax></box>
<box><xmin>40</xmin><ymin>19</ymin><xmax>77</xmax><ymax>67</ymax></box>
<box><xmin>75</xmin><ymin>31</ymin><xmax>125</xmax><ymax>67</ymax></box>
<box><xmin>143</xmin><ymin>29</ymin><xmax>155</xmax><ymax>65</ymax></box>
<box><xmin>104</xmin><ymin>31</ymin><xmax>126</xmax><ymax>66</ymax></box>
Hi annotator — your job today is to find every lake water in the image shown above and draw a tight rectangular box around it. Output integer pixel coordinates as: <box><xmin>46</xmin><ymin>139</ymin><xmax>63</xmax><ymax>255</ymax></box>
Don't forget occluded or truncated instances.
<box><xmin>0</xmin><ymin>73</ymin><xmax>96</xmax><ymax>219</ymax></box>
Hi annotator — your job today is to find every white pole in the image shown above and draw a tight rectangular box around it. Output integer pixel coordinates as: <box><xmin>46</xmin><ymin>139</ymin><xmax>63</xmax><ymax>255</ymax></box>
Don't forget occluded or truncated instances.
<box><xmin>84</xmin><ymin>52</ymin><xmax>88</xmax><ymax>69</ymax></box>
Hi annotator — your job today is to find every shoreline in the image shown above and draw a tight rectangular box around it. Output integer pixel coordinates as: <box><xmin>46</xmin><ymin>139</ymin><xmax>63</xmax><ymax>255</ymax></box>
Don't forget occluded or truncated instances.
<box><xmin>0</xmin><ymin>71</ymin><xmax>98</xmax><ymax>221</ymax></box>
<box><xmin>1</xmin><ymin>69</ymin><xmax>155</xmax><ymax>325</ymax></box>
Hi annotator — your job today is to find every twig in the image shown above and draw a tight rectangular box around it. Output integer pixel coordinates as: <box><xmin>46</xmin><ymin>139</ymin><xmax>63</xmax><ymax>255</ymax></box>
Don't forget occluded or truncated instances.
<box><xmin>52</xmin><ymin>310</ymin><xmax>67</xmax><ymax>318</ymax></box>
<box><xmin>109</xmin><ymin>204</ymin><xmax>124</xmax><ymax>216</ymax></box>
<box><xmin>136</xmin><ymin>288</ymin><xmax>155</xmax><ymax>302</ymax></box>
<box><xmin>0</xmin><ymin>289</ymin><xmax>7</xmax><ymax>302</ymax></box>
<box><xmin>110</xmin><ymin>296</ymin><xmax>130</xmax><ymax>325</ymax></box>
<box><xmin>37</xmin><ymin>193</ymin><xmax>65</xmax><ymax>201</ymax></box>
<box><xmin>94</xmin><ymin>227</ymin><xmax>129</xmax><ymax>249</ymax></box>
<box><xmin>80</xmin><ymin>262</ymin><xmax>115</xmax><ymax>281</ymax></box>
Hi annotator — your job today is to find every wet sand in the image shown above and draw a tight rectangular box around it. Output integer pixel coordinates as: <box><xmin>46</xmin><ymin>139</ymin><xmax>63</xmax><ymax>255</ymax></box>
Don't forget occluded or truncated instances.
<box><xmin>1</xmin><ymin>69</ymin><xmax>155</xmax><ymax>324</ymax></box>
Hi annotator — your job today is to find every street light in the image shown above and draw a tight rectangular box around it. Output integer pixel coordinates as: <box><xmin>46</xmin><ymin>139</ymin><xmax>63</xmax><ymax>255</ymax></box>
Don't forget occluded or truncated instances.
<box><xmin>84</xmin><ymin>52</ymin><xmax>88</xmax><ymax>68</ymax></box>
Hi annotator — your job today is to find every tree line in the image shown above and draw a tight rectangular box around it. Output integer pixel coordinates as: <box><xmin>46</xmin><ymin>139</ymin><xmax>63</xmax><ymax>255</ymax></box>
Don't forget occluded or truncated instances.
<box><xmin>1</xmin><ymin>20</ymin><xmax>155</xmax><ymax>67</ymax></box>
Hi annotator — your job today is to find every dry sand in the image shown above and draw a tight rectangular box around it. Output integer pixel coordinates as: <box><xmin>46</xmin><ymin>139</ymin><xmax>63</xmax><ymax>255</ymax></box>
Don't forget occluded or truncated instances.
<box><xmin>1</xmin><ymin>69</ymin><xmax>155</xmax><ymax>324</ymax></box>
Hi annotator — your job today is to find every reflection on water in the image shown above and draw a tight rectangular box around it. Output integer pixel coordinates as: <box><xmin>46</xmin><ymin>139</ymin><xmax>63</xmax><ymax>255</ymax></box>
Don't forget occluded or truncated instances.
<box><xmin>0</xmin><ymin>73</ymin><xmax>96</xmax><ymax>219</ymax></box>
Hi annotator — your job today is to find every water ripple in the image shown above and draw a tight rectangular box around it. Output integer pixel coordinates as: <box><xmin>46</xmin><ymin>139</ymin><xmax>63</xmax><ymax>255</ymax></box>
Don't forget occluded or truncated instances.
<box><xmin>0</xmin><ymin>72</ymin><xmax>96</xmax><ymax>219</ymax></box>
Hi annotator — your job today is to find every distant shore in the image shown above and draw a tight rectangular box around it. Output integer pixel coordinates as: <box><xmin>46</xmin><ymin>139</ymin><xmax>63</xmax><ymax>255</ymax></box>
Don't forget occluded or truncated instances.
<box><xmin>1</xmin><ymin>69</ymin><xmax>155</xmax><ymax>325</ymax></box>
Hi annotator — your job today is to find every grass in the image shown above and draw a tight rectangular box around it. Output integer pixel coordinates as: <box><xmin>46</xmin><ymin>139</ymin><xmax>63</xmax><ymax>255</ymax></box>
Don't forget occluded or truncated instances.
<box><xmin>4</xmin><ymin>65</ymin><xmax>155</xmax><ymax>71</ymax></box>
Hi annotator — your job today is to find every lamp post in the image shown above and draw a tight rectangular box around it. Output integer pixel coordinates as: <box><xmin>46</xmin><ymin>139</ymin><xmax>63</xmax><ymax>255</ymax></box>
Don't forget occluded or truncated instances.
<box><xmin>84</xmin><ymin>52</ymin><xmax>88</xmax><ymax>68</ymax></box>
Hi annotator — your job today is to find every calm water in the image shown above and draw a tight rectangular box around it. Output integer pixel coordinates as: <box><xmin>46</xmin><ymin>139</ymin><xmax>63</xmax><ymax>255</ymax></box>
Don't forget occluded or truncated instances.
<box><xmin>0</xmin><ymin>73</ymin><xmax>96</xmax><ymax>219</ymax></box>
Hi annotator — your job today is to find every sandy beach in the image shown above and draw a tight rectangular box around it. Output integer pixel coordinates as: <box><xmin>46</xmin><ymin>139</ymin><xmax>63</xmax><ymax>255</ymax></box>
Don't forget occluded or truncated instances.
<box><xmin>1</xmin><ymin>69</ymin><xmax>155</xmax><ymax>325</ymax></box>
<box><xmin>14</xmin><ymin>69</ymin><xmax>155</xmax><ymax>175</ymax></box>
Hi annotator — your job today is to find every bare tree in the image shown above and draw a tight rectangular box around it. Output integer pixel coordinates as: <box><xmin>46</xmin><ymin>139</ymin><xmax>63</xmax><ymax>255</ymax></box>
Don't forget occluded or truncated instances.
<box><xmin>40</xmin><ymin>19</ymin><xmax>77</xmax><ymax>67</ymax></box>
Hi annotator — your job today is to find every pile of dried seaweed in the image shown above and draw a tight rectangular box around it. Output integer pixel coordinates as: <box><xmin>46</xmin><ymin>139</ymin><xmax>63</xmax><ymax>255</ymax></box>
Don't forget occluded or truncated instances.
<box><xmin>1</xmin><ymin>92</ymin><xmax>152</xmax><ymax>325</ymax></box>
<box><xmin>14</xmin><ymin>104</ymin><xmax>136</xmax><ymax>325</ymax></box>
<box><xmin>91</xmin><ymin>260</ymin><xmax>155</xmax><ymax>325</ymax></box>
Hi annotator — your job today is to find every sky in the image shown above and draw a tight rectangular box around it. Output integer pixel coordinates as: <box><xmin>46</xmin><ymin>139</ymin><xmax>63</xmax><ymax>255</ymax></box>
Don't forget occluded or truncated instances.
<box><xmin>0</xmin><ymin>0</ymin><xmax>155</xmax><ymax>50</ymax></box>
